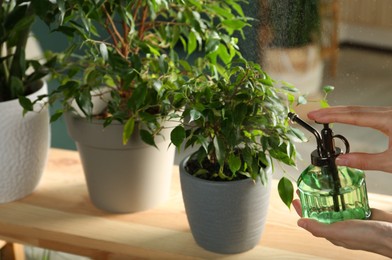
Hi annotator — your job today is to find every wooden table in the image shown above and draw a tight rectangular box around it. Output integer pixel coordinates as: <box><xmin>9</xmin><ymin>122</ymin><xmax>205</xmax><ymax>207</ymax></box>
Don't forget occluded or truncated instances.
<box><xmin>0</xmin><ymin>148</ymin><xmax>390</xmax><ymax>259</ymax></box>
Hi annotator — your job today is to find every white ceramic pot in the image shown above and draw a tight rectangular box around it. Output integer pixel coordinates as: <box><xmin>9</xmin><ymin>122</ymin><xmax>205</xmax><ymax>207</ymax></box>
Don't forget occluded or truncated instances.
<box><xmin>0</xmin><ymin>81</ymin><xmax>50</xmax><ymax>203</ymax></box>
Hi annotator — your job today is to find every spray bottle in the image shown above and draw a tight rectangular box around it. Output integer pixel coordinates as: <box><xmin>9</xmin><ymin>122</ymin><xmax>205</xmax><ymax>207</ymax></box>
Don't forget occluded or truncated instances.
<box><xmin>288</xmin><ymin>112</ymin><xmax>371</xmax><ymax>224</ymax></box>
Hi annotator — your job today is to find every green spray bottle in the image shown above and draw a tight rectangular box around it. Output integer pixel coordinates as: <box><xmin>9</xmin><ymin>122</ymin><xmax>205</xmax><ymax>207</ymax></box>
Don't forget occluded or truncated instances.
<box><xmin>288</xmin><ymin>112</ymin><xmax>371</xmax><ymax>224</ymax></box>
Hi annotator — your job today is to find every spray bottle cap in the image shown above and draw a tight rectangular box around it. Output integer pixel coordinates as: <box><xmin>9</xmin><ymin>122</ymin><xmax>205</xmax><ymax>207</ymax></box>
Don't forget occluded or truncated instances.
<box><xmin>288</xmin><ymin>112</ymin><xmax>350</xmax><ymax>167</ymax></box>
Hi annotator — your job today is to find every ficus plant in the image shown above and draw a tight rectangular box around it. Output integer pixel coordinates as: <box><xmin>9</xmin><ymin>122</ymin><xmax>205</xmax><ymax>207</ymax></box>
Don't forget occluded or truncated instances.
<box><xmin>0</xmin><ymin>0</ymin><xmax>57</xmax><ymax>102</ymax></box>
<box><xmin>169</xmin><ymin>58</ymin><xmax>309</xmax><ymax>207</ymax></box>
<box><xmin>22</xmin><ymin>0</ymin><xmax>250</xmax><ymax>146</ymax></box>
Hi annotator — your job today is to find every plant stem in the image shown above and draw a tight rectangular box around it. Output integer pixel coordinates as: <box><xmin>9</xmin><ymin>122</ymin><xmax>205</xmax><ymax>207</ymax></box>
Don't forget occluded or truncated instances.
<box><xmin>132</xmin><ymin>0</ymin><xmax>142</xmax><ymax>24</ymax></box>
<box><xmin>138</xmin><ymin>6</ymin><xmax>149</xmax><ymax>41</ymax></box>
<box><xmin>9</xmin><ymin>1</ymin><xmax>35</xmax><ymax>94</ymax></box>
<box><xmin>101</xmin><ymin>5</ymin><xmax>126</xmax><ymax>56</ymax></box>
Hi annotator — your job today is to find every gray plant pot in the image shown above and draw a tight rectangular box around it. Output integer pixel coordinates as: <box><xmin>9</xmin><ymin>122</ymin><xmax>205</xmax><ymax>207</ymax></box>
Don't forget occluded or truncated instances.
<box><xmin>65</xmin><ymin>112</ymin><xmax>176</xmax><ymax>213</ymax></box>
<box><xmin>179</xmin><ymin>156</ymin><xmax>272</xmax><ymax>254</ymax></box>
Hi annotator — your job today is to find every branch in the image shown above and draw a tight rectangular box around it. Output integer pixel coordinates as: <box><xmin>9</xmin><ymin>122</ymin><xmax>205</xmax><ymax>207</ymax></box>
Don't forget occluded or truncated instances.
<box><xmin>101</xmin><ymin>4</ymin><xmax>126</xmax><ymax>56</ymax></box>
<box><xmin>132</xmin><ymin>0</ymin><xmax>142</xmax><ymax>22</ymax></box>
<box><xmin>138</xmin><ymin>6</ymin><xmax>149</xmax><ymax>41</ymax></box>
<box><xmin>122</xmin><ymin>20</ymin><xmax>130</xmax><ymax>57</ymax></box>
<box><xmin>105</xmin><ymin>19</ymin><xmax>118</xmax><ymax>47</ymax></box>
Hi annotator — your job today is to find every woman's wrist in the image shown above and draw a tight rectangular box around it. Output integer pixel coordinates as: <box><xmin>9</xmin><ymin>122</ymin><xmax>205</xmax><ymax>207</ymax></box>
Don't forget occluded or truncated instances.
<box><xmin>378</xmin><ymin>223</ymin><xmax>392</xmax><ymax>258</ymax></box>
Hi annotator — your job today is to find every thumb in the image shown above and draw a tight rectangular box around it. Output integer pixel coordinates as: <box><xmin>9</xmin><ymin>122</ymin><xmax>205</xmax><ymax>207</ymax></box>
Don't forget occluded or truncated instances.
<box><xmin>336</xmin><ymin>152</ymin><xmax>392</xmax><ymax>173</ymax></box>
<box><xmin>370</xmin><ymin>208</ymin><xmax>392</xmax><ymax>222</ymax></box>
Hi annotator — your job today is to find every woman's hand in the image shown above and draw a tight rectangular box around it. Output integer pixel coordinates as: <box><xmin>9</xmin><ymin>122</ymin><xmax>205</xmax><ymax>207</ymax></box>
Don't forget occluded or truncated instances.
<box><xmin>293</xmin><ymin>199</ymin><xmax>392</xmax><ymax>257</ymax></box>
<box><xmin>308</xmin><ymin>106</ymin><xmax>392</xmax><ymax>173</ymax></box>
<box><xmin>293</xmin><ymin>106</ymin><xmax>392</xmax><ymax>257</ymax></box>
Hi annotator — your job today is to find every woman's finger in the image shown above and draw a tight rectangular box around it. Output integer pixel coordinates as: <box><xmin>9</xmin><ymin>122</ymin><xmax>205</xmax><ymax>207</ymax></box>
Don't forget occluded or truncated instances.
<box><xmin>308</xmin><ymin>106</ymin><xmax>392</xmax><ymax>135</ymax></box>
<box><xmin>370</xmin><ymin>208</ymin><xmax>392</xmax><ymax>222</ymax></box>
<box><xmin>336</xmin><ymin>151</ymin><xmax>392</xmax><ymax>172</ymax></box>
<box><xmin>292</xmin><ymin>199</ymin><xmax>302</xmax><ymax>217</ymax></box>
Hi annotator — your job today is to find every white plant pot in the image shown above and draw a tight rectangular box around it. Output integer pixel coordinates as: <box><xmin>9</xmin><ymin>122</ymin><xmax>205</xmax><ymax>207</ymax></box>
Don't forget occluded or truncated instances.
<box><xmin>263</xmin><ymin>44</ymin><xmax>324</xmax><ymax>97</ymax></box>
<box><xmin>65</xmin><ymin>112</ymin><xmax>176</xmax><ymax>213</ymax></box>
<box><xmin>0</xmin><ymin>81</ymin><xmax>50</xmax><ymax>203</ymax></box>
<box><xmin>70</xmin><ymin>86</ymin><xmax>112</xmax><ymax>117</ymax></box>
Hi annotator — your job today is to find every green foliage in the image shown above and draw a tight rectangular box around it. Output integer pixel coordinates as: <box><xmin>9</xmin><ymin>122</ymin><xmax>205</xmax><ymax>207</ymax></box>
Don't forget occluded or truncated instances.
<box><xmin>24</xmin><ymin>0</ymin><xmax>250</xmax><ymax>144</ymax></box>
<box><xmin>0</xmin><ymin>0</ymin><xmax>58</xmax><ymax>101</ymax></box>
<box><xmin>278</xmin><ymin>176</ymin><xmax>294</xmax><ymax>208</ymax></box>
<box><xmin>264</xmin><ymin>0</ymin><xmax>320</xmax><ymax>47</ymax></box>
<box><xmin>18</xmin><ymin>0</ymin><xmax>308</xmax><ymax>208</ymax></box>
<box><xmin>320</xmin><ymin>85</ymin><xmax>335</xmax><ymax>108</ymax></box>
<box><xmin>170</xmin><ymin>59</ymin><xmax>306</xmax><ymax>190</ymax></box>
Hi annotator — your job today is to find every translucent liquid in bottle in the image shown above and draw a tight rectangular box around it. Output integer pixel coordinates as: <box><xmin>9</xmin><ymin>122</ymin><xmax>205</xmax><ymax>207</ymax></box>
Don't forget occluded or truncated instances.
<box><xmin>297</xmin><ymin>165</ymin><xmax>371</xmax><ymax>224</ymax></box>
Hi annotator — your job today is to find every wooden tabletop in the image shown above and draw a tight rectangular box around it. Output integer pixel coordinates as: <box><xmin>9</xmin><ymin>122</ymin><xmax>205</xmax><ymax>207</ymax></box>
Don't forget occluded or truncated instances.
<box><xmin>0</xmin><ymin>148</ymin><xmax>390</xmax><ymax>259</ymax></box>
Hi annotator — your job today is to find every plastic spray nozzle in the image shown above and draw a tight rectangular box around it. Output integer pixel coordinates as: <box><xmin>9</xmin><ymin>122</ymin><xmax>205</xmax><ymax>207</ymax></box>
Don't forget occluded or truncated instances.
<box><xmin>288</xmin><ymin>112</ymin><xmax>323</xmax><ymax>156</ymax></box>
<box><xmin>288</xmin><ymin>112</ymin><xmax>350</xmax><ymax>165</ymax></box>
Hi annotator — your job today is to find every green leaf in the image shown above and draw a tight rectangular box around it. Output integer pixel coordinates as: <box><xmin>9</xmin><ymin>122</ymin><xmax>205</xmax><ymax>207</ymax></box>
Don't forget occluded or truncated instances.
<box><xmin>86</xmin><ymin>69</ymin><xmax>102</xmax><ymax>87</ymax></box>
<box><xmin>140</xmin><ymin>129</ymin><xmax>157</xmax><ymax>148</ymax></box>
<box><xmin>189</xmin><ymin>109</ymin><xmax>202</xmax><ymax>123</ymax></box>
<box><xmin>56</xmin><ymin>26</ymin><xmax>76</xmax><ymax>37</ymax></box>
<box><xmin>197</xmin><ymin>135</ymin><xmax>209</xmax><ymax>153</ymax></box>
<box><xmin>221</xmin><ymin>19</ymin><xmax>248</xmax><ymax>34</ymax></box>
<box><xmin>171</xmin><ymin>125</ymin><xmax>186</xmax><ymax>148</ymax></box>
<box><xmin>129</xmin><ymin>84</ymin><xmax>147</xmax><ymax>110</ymax></box>
<box><xmin>208</xmin><ymin>5</ymin><xmax>234</xmax><ymax>19</ymax></box>
<box><xmin>18</xmin><ymin>96</ymin><xmax>33</xmax><ymax>114</ymax></box>
<box><xmin>228</xmin><ymin>153</ymin><xmax>241</xmax><ymax>174</ymax></box>
<box><xmin>99</xmin><ymin>43</ymin><xmax>108</xmax><ymax>61</ymax></box>
<box><xmin>139</xmin><ymin>112</ymin><xmax>156</xmax><ymax>123</ymax></box>
<box><xmin>187</xmin><ymin>30</ymin><xmax>197</xmax><ymax>55</ymax></box>
<box><xmin>278</xmin><ymin>177</ymin><xmax>294</xmax><ymax>209</ymax></box>
<box><xmin>228</xmin><ymin>1</ymin><xmax>245</xmax><ymax>16</ymax></box>
<box><xmin>323</xmin><ymin>85</ymin><xmax>335</xmax><ymax>94</ymax></box>
<box><xmin>75</xmin><ymin>89</ymin><xmax>93</xmax><ymax>117</ymax></box>
<box><xmin>123</xmin><ymin>118</ymin><xmax>135</xmax><ymax>145</ymax></box>
<box><xmin>179</xmin><ymin>60</ymin><xmax>192</xmax><ymax>71</ymax></box>
<box><xmin>205</xmin><ymin>38</ymin><xmax>220</xmax><ymax>53</ymax></box>
<box><xmin>298</xmin><ymin>95</ymin><xmax>307</xmax><ymax>105</ymax></box>
<box><xmin>289</xmin><ymin>128</ymin><xmax>308</xmax><ymax>142</ymax></box>
<box><xmin>233</xmin><ymin>103</ymin><xmax>247</xmax><ymax>124</ymax></box>
<box><xmin>213</xmin><ymin>136</ymin><xmax>225</xmax><ymax>165</ymax></box>
<box><xmin>153</xmin><ymin>80</ymin><xmax>162</xmax><ymax>92</ymax></box>
<box><xmin>194</xmin><ymin>169</ymin><xmax>209</xmax><ymax>177</ymax></box>
<box><xmin>259</xmin><ymin>167</ymin><xmax>268</xmax><ymax>185</ymax></box>
<box><xmin>10</xmin><ymin>76</ymin><xmax>24</xmax><ymax>98</ymax></box>
<box><xmin>320</xmin><ymin>99</ymin><xmax>330</xmax><ymax>108</ymax></box>
<box><xmin>50</xmin><ymin>110</ymin><xmax>64</xmax><ymax>123</ymax></box>
<box><xmin>6</xmin><ymin>13</ymin><xmax>35</xmax><ymax>47</ymax></box>
<box><xmin>217</xmin><ymin>44</ymin><xmax>231</xmax><ymax>65</ymax></box>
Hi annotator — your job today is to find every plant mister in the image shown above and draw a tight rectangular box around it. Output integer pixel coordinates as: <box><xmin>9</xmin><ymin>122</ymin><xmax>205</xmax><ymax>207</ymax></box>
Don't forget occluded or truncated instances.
<box><xmin>288</xmin><ymin>112</ymin><xmax>371</xmax><ymax>224</ymax></box>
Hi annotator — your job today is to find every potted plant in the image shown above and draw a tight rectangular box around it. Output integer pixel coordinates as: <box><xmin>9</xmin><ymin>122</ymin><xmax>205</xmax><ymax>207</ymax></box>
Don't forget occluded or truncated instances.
<box><xmin>23</xmin><ymin>0</ymin><xmax>250</xmax><ymax>213</ymax></box>
<box><xmin>260</xmin><ymin>0</ymin><xmax>323</xmax><ymax>97</ymax></box>
<box><xmin>0</xmin><ymin>0</ymin><xmax>57</xmax><ymax>203</ymax></box>
<box><xmin>170</xmin><ymin>58</ymin><xmax>306</xmax><ymax>254</ymax></box>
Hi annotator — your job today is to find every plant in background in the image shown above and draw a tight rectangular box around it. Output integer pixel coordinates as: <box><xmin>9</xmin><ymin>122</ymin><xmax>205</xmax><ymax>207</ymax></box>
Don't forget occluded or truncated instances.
<box><xmin>262</xmin><ymin>0</ymin><xmax>321</xmax><ymax>48</ymax></box>
<box><xmin>170</xmin><ymin>58</ymin><xmax>307</xmax><ymax>207</ymax></box>
<box><xmin>0</xmin><ymin>0</ymin><xmax>57</xmax><ymax>102</ymax></box>
<box><xmin>23</xmin><ymin>0</ymin><xmax>250</xmax><ymax>145</ymax></box>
